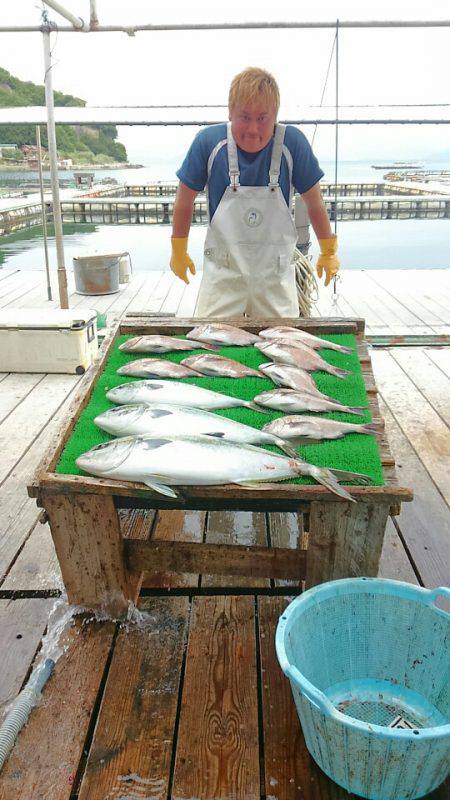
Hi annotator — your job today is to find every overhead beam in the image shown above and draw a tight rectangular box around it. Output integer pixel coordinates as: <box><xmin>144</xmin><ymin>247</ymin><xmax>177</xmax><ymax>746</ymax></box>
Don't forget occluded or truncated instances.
<box><xmin>41</xmin><ymin>0</ymin><xmax>88</xmax><ymax>31</ymax></box>
<box><xmin>0</xmin><ymin>19</ymin><xmax>449</xmax><ymax>33</ymax></box>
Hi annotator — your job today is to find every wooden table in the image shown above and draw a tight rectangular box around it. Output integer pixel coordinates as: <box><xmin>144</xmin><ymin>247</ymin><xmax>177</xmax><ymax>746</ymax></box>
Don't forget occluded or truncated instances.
<box><xmin>28</xmin><ymin>316</ymin><xmax>413</xmax><ymax>617</ymax></box>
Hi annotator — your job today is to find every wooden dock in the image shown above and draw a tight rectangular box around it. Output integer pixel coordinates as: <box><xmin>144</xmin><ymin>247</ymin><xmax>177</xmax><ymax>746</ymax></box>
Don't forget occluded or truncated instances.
<box><xmin>0</xmin><ymin>266</ymin><xmax>449</xmax><ymax>798</ymax></box>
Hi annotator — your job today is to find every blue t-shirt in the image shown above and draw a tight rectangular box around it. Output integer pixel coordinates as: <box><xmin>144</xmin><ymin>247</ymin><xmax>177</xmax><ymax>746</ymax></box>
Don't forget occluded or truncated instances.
<box><xmin>176</xmin><ymin>123</ymin><xmax>324</xmax><ymax>219</ymax></box>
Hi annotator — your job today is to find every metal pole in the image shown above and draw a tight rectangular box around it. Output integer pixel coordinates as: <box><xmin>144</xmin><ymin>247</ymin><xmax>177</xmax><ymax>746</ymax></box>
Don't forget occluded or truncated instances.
<box><xmin>1</xmin><ymin>19</ymin><xmax>450</xmax><ymax>33</ymax></box>
<box><xmin>90</xmin><ymin>1</ymin><xmax>99</xmax><ymax>29</ymax></box>
<box><xmin>41</xmin><ymin>1</ymin><xmax>88</xmax><ymax>30</ymax></box>
<box><xmin>43</xmin><ymin>28</ymin><xmax>68</xmax><ymax>308</ymax></box>
<box><xmin>333</xmin><ymin>19</ymin><xmax>339</xmax><ymax>296</ymax></box>
<box><xmin>36</xmin><ymin>124</ymin><xmax>52</xmax><ymax>301</ymax></box>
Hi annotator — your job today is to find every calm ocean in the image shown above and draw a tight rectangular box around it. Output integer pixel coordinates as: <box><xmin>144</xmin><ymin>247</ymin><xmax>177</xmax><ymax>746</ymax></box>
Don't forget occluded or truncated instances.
<box><xmin>1</xmin><ymin>159</ymin><xmax>449</xmax><ymax>272</ymax></box>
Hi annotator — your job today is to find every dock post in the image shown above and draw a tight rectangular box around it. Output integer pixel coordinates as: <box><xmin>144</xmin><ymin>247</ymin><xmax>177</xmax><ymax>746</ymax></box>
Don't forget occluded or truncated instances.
<box><xmin>43</xmin><ymin>492</ymin><xmax>140</xmax><ymax>618</ymax></box>
<box><xmin>305</xmin><ymin>500</ymin><xmax>390</xmax><ymax>588</ymax></box>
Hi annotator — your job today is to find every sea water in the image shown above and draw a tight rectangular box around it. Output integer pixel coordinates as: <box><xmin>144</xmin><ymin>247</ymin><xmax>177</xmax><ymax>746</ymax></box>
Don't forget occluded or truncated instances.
<box><xmin>1</xmin><ymin>159</ymin><xmax>449</xmax><ymax>272</ymax></box>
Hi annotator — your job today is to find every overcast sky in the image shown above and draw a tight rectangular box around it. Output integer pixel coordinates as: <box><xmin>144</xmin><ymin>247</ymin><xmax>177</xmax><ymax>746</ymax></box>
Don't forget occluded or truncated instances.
<box><xmin>1</xmin><ymin>1</ymin><xmax>449</xmax><ymax>163</ymax></box>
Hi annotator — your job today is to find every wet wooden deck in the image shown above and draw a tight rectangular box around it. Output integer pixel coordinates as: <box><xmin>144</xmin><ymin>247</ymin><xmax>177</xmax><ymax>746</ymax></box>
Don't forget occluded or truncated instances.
<box><xmin>0</xmin><ymin>265</ymin><xmax>449</xmax><ymax>799</ymax></box>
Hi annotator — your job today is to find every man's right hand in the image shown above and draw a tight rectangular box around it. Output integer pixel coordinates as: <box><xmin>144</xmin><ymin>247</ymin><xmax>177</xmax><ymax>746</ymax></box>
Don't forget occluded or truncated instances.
<box><xmin>170</xmin><ymin>237</ymin><xmax>196</xmax><ymax>284</ymax></box>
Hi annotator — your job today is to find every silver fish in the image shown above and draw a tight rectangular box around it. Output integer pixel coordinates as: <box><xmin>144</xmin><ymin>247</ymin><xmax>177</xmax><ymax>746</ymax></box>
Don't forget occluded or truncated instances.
<box><xmin>260</xmin><ymin>326</ymin><xmax>353</xmax><ymax>354</ymax></box>
<box><xmin>106</xmin><ymin>379</ymin><xmax>268</xmax><ymax>413</ymax></box>
<box><xmin>254</xmin><ymin>388</ymin><xmax>367</xmax><ymax>416</ymax></box>
<box><xmin>255</xmin><ymin>340</ymin><xmax>350</xmax><ymax>379</ymax></box>
<box><xmin>95</xmin><ymin>403</ymin><xmax>297</xmax><ymax>457</ymax></box>
<box><xmin>181</xmin><ymin>354</ymin><xmax>263</xmax><ymax>378</ymax></box>
<box><xmin>76</xmin><ymin>434</ymin><xmax>354</xmax><ymax>501</ymax></box>
<box><xmin>117</xmin><ymin>359</ymin><xmax>200</xmax><ymax>378</ymax></box>
<box><xmin>187</xmin><ymin>323</ymin><xmax>261</xmax><ymax>347</ymax></box>
<box><xmin>263</xmin><ymin>415</ymin><xmax>378</xmax><ymax>445</ymax></box>
<box><xmin>119</xmin><ymin>335</ymin><xmax>216</xmax><ymax>354</ymax></box>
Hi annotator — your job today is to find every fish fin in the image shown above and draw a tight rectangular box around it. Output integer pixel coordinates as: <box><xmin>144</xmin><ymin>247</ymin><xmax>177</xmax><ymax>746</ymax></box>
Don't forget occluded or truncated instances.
<box><xmin>330</xmin><ymin>469</ymin><xmax>372</xmax><ymax>486</ymax></box>
<box><xmin>204</xmin><ymin>431</ymin><xmax>226</xmax><ymax>438</ymax></box>
<box><xmin>245</xmin><ymin>401</ymin><xmax>271</xmax><ymax>414</ymax></box>
<box><xmin>298</xmin><ymin>463</ymin><xmax>356</xmax><ymax>502</ymax></box>
<box><xmin>142</xmin><ymin>480</ymin><xmax>179</xmax><ymax>499</ymax></box>
<box><xmin>348</xmin><ymin>406</ymin><xmax>368</xmax><ymax>416</ymax></box>
<box><xmin>278</xmin><ymin>441</ymin><xmax>300</xmax><ymax>458</ymax></box>
<box><xmin>289</xmin><ymin>436</ymin><xmax>322</xmax><ymax>446</ymax></box>
<box><xmin>202</xmin><ymin>343</ymin><xmax>221</xmax><ymax>351</ymax></box>
<box><xmin>233</xmin><ymin>480</ymin><xmax>278</xmax><ymax>490</ymax></box>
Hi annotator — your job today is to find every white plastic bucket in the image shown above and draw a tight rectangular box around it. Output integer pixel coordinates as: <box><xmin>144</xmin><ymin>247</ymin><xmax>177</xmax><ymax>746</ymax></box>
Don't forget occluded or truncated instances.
<box><xmin>118</xmin><ymin>252</ymin><xmax>132</xmax><ymax>284</ymax></box>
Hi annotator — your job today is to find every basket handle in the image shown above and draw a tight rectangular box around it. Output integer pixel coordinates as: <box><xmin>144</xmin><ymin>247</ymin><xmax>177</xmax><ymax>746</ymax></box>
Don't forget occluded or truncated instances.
<box><xmin>427</xmin><ymin>586</ymin><xmax>450</xmax><ymax>616</ymax></box>
<box><xmin>286</xmin><ymin>665</ymin><xmax>332</xmax><ymax>716</ymax></box>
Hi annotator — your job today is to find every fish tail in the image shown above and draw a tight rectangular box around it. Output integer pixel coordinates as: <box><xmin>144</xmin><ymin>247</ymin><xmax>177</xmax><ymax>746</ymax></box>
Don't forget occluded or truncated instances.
<box><xmin>362</xmin><ymin>422</ymin><xmax>379</xmax><ymax>434</ymax></box>
<box><xmin>336</xmin><ymin>344</ymin><xmax>353</xmax><ymax>354</ymax></box>
<box><xmin>296</xmin><ymin>462</ymin><xmax>356</xmax><ymax>502</ymax></box>
<box><xmin>331</xmin><ymin>367</ymin><xmax>352</xmax><ymax>379</ymax></box>
<box><xmin>347</xmin><ymin>405</ymin><xmax>368</xmax><ymax>416</ymax></box>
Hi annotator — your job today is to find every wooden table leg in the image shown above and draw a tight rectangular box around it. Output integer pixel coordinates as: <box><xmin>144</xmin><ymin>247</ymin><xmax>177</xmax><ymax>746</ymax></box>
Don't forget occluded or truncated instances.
<box><xmin>306</xmin><ymin>500</ymin><xmax>391</xmax><ymax>589</ymax></box>
<box><xmin>44</xmin><ymin>492</ymin><xmax>139</xmax><ymax>618</ymax></box>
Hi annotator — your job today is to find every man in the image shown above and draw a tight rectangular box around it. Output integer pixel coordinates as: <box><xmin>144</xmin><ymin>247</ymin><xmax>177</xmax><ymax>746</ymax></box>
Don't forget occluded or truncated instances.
<box><xmin>170</xmin><ymin>67</ymin><xmax>339</xmax><ymax>318</ymax></box>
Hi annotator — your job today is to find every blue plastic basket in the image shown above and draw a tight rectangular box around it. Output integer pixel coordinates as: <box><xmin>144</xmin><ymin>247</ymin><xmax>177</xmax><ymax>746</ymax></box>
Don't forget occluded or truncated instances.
<box><xmin>276</xmin><ymin>578</ymin><xmax>450</xmax><ymax>800</ymax></box>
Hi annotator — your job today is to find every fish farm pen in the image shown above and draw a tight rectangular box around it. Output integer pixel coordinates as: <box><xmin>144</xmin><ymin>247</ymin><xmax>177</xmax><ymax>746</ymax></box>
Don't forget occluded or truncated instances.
<box><xmin>58</xmin><ymin>192</ymin><xmax>450</xmax><ymax>225</ymax></box>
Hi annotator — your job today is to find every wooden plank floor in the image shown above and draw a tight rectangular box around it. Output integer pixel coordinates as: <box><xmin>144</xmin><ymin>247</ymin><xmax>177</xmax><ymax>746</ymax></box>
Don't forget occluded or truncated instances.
<box><xmin>0</xmin><ymin>266</ymin><xmax>448</xmax><ymax>798</ymax></box>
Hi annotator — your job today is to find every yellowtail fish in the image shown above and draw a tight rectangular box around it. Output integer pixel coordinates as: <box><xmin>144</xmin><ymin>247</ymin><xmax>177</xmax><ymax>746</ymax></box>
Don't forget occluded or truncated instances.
<box><xmin>95</xmin><ymin>403</ymin><xmax>297</xmax><ymax>457</ymax></box>
<box><xmin>76</xmin><ymin>434</ymin><xmax>355</xmax><ymax>501</ymax></box>
<box><xmin>106</xmin><ymin>379</ymin><xmax>268</xmax><ymax>412</ymax></box>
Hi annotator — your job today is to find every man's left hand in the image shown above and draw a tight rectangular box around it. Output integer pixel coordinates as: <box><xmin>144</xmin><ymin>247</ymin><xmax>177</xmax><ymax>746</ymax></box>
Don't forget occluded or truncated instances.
<box><xmin>317</xmin><ymin>234</ymin><xmax>340</xmax><ymax>287</ymax></box>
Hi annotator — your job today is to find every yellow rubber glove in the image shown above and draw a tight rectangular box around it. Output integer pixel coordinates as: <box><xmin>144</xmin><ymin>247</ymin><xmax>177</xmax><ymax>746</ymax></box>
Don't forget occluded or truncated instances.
<box><xmin>316</xmin><ymin>235</ymin><xmax>340</xmax><ymax>287</ymax></box>
<box><xmin>170</xmin><ymin>237</ymin><xmax>196</xmax><ymax>284</ymax></box>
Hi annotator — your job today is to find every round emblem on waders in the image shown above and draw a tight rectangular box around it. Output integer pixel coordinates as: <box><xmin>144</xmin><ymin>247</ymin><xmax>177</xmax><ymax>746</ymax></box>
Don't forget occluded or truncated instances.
<box><xmin>244</xmin><ymin>208</ymin><xmax>263</xmax><ymax>227</ymax></box>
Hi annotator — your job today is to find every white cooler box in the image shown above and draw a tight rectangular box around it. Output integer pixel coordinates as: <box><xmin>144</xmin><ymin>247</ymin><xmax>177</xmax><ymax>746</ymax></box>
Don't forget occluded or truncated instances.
<box><xmin>0</xmin><ymin>309</ymin><xmax>98</xmax><ymax>374</ymax></box>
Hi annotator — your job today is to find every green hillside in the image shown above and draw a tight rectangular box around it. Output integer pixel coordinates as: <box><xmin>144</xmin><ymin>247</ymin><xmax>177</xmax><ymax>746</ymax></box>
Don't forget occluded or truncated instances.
<box><xmin>0</xmin><ymin>67</ymin><xmax>127</xmax><ymax>163</ymax></box>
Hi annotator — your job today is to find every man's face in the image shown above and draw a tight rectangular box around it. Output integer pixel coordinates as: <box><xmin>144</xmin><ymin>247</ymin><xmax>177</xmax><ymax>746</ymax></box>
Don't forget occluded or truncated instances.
<box><xmin>229</xmin><ymin>100</ymin><xmax>277</xmax><ymax>153</ymax></box>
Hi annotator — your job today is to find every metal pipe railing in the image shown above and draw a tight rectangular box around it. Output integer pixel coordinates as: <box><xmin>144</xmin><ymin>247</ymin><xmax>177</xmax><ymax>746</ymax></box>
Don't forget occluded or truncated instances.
<box><xmin>41</xmin><ymin>1</ymin><xmax>88</xmax><ymax>31</ymax></box>
<box><xmin>0</xmin><ymin>19</ymin><xmax>449</xmax><ymax>33</ymax></box>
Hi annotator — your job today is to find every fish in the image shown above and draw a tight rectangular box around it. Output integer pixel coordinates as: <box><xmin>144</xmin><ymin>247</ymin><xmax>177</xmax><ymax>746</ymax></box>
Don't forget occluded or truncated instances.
<box><xmin>95</xmin><ymin>403</ymin><xmax>298</xmax><ymax>457</ymax></box>
<box><xmin>255</xmin><ymin>340</ymin><xmax>350</xmax><ymax>379</ymax></box>
<box><xmin>263</xmin><ymin>415</ymin><xmax>378</xmax><ymax>445</ymax></box>
<box><xmin>118</xmin><ymin>335</ymin><xmax>217</xmax><ymax>354</ymax></box>
<box><xmin>254</xmin><ymin>388</ymin><xmax>367</xmax><ymax>416</ymax></box>
<box><xmin>259</xmin><ymin>362</ymin><xmax>323</xmax><ymax>394</ymax></box>
<box><xmin>187</xmin><ymin>323</ymin><xmax>261</xmax><ymax>347</ymax></box>
<box><xmin>117</xmin><ymin>359</ymin><xmax>200</xmax><ymax>378</ymax></box>
<box><xmin>260</xmin><ymin>326</ymin><xmax>353</xmax><ymax>354</ymax></box>
<box><xmin>76</xmin><ymin>434</ymin><xmax>355</xmax><ymax>501</ymax></box>
<box><xmin>106</xmin><ymin>379</ymin><xmax>268</xmax><ymax>413</ymax></box>
<box><xmin>180</xmin><ymin>354</ymin><xmax>263</xmax><ymax>378</ymax></box>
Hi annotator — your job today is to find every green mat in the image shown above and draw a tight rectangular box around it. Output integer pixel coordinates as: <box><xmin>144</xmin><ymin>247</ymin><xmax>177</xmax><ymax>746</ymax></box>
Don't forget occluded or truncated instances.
<box><xmin>56</xmin><ymin>332</ymin><xmax>383</xmax><ymax>486</ymax></box>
